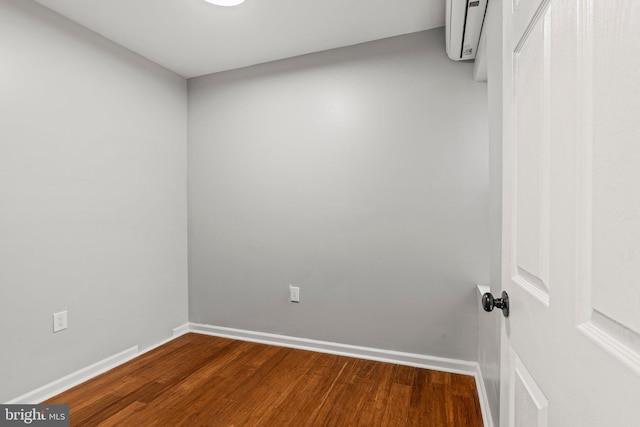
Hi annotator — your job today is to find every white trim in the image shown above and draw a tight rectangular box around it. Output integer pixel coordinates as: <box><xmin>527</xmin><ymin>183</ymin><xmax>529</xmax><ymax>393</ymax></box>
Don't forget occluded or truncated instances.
<box><xmin>474</xmin><ymin>22</ymin><xmax>489</xmax><ymax>82</ymax></box>
<box><xmin>7</xmin><ymin>321</ymin><xmax>495</xmax><ymax>427</ymax></box>
<box><xmin>189</xmin><ymin>322</ymin><xmax>477</xmax><ymax>375</ymax></box>
<box><xmin>477</xmin><ymin>284</ymin><xmax>491</xmax><ymax>295</ymax></box>
<box><xmin>6</xmin><ymin>346</ymin><xmax>138</xmax><ymax>404</ymax></box>
<box><xmin>475</xmin><ymin>284</ymin><xmax>497</xmax><ymax>427</ymax></box>
<box><xmin>190</xmin><ymin>323</ymin><xmax>494</xmax><ymax>423</ymax></box>
<box><xmin>172</xmin><ymin>322</ymin><xmax>190</xmax><ymax>337</ymax></box>
<box><xmin>5</xmin><ymin>323</ymin><xmax>190</xmax><ymax>404</ymax></box>
<box><xmin>475</xmin><ymin>364</ymin><xmax>495</xmax><ymax>427</ymax></box>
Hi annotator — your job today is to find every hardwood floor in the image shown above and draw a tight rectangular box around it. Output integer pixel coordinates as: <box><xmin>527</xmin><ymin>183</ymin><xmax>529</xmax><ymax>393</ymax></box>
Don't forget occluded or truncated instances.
<box><xmin>44</xmin><ymin>333</ymin><xmax>483</xmax><ymax>426</ymax></box>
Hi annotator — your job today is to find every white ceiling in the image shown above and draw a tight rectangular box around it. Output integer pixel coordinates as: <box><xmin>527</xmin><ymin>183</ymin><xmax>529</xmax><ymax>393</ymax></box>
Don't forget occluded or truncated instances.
<box><xmin>32</xmin><ymin>0</ymin><xmax>446</xmax><ymax>78</ymax></box>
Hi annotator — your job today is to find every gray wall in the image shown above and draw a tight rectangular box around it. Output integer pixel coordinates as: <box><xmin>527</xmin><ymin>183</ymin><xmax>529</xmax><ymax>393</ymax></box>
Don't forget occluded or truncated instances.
<box><xmin>478</xmin><ymin>0</ymin><xmax>504</xmax><ymax>424</ymax></box>
<box><xmin>188</xmin><ymin>29</ymin><xmax>489</xmax><ymax>361</ymax></box>
<box><xmin>0</xmin><ymin>0</ymin><xmax>188</xmax><ymax>402</ymax></box>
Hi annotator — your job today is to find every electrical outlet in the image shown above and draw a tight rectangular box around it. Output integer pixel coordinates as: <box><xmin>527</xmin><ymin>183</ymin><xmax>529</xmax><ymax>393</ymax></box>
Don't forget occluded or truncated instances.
<box><xmin>289</xmin><ymin>285</ymin><xmax>300</xmax><ymax>303</ymax></box>
<box><xmin>53</xmin><ymin>310</ymin><xmax>67</xmax><ymax>333</ymax></box>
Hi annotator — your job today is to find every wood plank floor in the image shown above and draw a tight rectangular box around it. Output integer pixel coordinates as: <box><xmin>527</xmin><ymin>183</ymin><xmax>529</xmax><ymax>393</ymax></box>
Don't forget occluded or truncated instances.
<box><xmin>44</xmin><ymin>333</ymin><xmax>483</xmax><ymax>426</ymax></box>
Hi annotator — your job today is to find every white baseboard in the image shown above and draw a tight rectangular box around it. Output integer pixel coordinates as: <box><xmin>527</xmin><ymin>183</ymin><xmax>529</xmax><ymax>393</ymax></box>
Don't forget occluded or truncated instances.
<box><xmin>474</xmin><ymin>364</ymin><xmax>495</xmax><ymax>427</ymax></box>
<box><xmin>7</xmin><ymin>321</ymin><xmax>495</xmax><ymax>427</ymax></box>
<box><xmin>172</xmin><ymin>322</ymin><xmax>190</xmax><ymax>337</ymax></box>
<box><xmin>475</xmin><ymin>284</ymin><xmax>497</xmax><ymax>427</ymax></box>
<box><xmin>5</xmin><ymin>323</ymin><xmax>190</xmax><ymax>405</ymax></box>
<box><xmin>189</xmin><ymin>322</ymin><xmax>478</xmax><ymax>375</ymax></box>
<box><xmin>6</xmin><ymin>346</ymin><xmax>138</xmax><ymax>404</ymax></box>
<box><xmin>190</xmin><ymin>323</ymin><xmax>494</xmax><ymax>426</ymax></box>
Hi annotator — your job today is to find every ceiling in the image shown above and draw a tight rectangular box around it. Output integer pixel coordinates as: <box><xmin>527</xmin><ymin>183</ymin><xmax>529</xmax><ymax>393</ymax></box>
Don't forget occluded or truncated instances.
<box><xmin>32</xmin><ymin>0</ymin><xmax>446</xmax><ymax>78</ymax></box>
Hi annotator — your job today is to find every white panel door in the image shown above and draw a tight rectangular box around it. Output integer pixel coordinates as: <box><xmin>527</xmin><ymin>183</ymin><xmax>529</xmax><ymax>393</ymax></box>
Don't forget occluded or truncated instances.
<box><xmin>500</xmin><ymin>0</ymin><xmax>640</xmax><ymax>425</ymax></box>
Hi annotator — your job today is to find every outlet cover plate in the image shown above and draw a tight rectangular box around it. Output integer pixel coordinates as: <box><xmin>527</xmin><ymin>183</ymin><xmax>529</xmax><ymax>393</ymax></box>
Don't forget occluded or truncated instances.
<box><xmin>289</xmin><ymin>285</ymin><xmax>300</xmax><ymax>303</ymax></box>
<box><xmin>53</xmin><ymin>310</ymin><xmax>68</xmax><ymax>333</ymax></box>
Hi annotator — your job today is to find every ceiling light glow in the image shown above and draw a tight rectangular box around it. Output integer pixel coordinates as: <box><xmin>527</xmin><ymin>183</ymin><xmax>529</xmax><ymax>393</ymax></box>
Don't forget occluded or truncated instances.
<box><xmin>203</xmin><ymin>0</ymin><xmax>246</xmax><ymax>6</ymax></box>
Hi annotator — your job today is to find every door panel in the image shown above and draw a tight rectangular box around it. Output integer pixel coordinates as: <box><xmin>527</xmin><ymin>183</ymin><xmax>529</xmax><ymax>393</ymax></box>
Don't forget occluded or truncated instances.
<box><xmin>511</xmin><ymin>352</ymin><xmax>548</xmax><ymax>427</ymax></box>
<box><xmin>513</xmin><ymin>1</ymin><xmax>550</xmax><ymax>304</ymax></box>
<box><xmin>577</xmin><ymin>0</ymin><xmax>640</xmax><ymax>375</ymax></box>
<box><xmin>501</xmin><ymin>0</ymin><xmax>640</xmax><ymax>425</ymax></box>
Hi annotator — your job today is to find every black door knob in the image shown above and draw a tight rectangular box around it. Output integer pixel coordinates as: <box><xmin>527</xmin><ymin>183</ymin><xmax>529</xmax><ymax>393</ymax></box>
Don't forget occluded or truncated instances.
<box><xmin>482</xmin><ymin>291</ymin><xmax>509</xmax><ymax>317</ymax></box>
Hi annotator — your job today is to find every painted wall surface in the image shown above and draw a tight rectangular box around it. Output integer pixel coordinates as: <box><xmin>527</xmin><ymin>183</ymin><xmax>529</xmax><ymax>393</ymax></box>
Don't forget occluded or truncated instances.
<box><xmin>0</xmin><ymin>0</ymin><xmax>188</xmax><ymax>402</ymax></box>
<box><xmin>478</xmin><ymin>0</ymin><xmax>504</xmax><ymax>424</ymax></box>
<box><xmin>188</xmin><ymin>29</ymin><xmax>489</xmax><ymax>361</ymax></box>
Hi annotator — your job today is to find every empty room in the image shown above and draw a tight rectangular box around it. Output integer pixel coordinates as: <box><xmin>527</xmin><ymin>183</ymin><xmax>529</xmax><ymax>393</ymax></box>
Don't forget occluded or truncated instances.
<box><xmin>2</xmin><ymin>0</ymin><xmax>639</xmax><ymax>426</ymax></box>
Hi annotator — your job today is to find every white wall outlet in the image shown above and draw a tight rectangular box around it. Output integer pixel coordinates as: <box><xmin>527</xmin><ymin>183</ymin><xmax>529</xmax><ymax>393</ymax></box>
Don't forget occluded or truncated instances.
<box><xmin>53</xmin><ymin>310</ymin><xmax>67</xmax><ymax>333</ymax></box>
<box><xmin>289</xmin><ymin>285</ymin><xmax>300</xmax><ymax>303</ymax></box>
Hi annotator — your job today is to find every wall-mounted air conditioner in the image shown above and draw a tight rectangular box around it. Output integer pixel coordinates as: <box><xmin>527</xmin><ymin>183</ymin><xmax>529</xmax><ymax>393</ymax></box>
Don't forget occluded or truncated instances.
<box><xmin>445</xmin><ymin>0</ymin><xmax>488</xmax><ymax>61</ymax></box>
